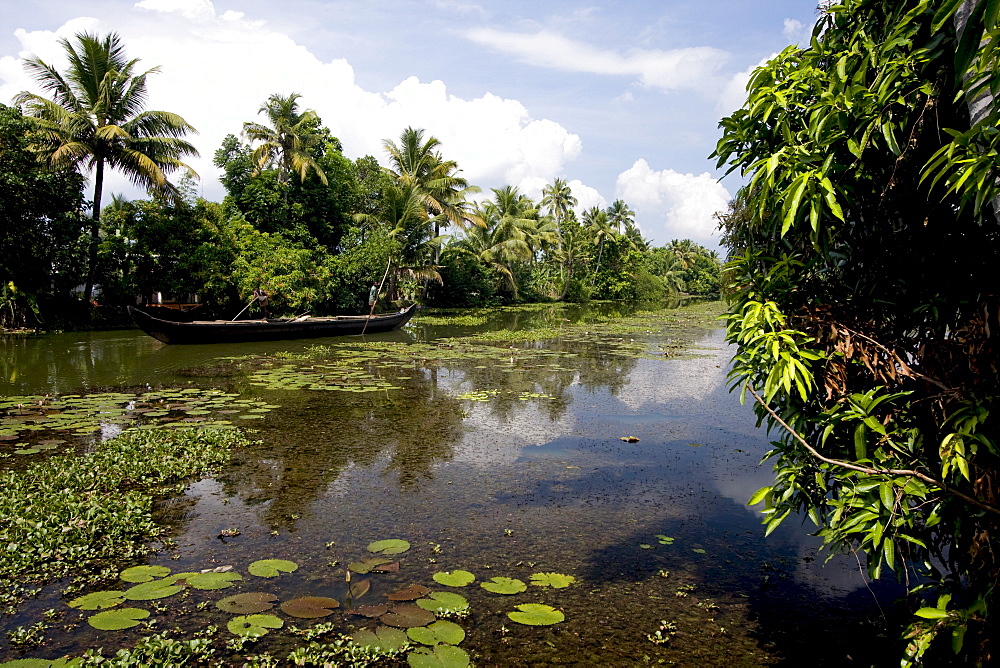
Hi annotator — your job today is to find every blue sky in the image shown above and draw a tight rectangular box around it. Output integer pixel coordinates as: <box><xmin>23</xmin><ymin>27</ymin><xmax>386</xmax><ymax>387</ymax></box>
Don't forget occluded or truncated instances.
<box><xmin>0</xmin><ymin>0</ymin><xmax>819</xmax><ymax>249</ymax></box>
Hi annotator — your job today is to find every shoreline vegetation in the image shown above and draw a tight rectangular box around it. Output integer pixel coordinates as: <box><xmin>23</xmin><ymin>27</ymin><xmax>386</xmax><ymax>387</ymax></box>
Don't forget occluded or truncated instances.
<box><xmin>1</xmin><ymin>32</ymin><xmax>722</xmax><ymax>335</ymax></box>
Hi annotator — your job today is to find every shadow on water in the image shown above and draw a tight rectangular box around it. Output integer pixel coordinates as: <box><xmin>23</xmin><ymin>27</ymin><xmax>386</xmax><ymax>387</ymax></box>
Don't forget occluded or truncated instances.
<box><xmin>0</xmin><ymin>302</ymin><xmax>910</xmax><ymax>665</ymax></box>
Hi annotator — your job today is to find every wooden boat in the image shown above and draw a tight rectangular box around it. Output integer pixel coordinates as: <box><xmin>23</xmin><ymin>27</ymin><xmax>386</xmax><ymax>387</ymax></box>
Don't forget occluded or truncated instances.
<box><xmin>128</xmin><ymin>304</ymin><xmax>417</xmax><ymax>344</ymax></box>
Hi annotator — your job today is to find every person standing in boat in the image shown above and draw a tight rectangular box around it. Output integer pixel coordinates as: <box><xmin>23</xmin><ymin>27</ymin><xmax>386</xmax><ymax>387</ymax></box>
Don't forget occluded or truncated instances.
<box><xmin>368</xmin><ymin>281</ymin><xmax>379</xmax><ymax>310</ymax></box>
<box><xmin>253</xmin><ymin>287</ymin><xmax>270</xmax><ymax>319</ymax></box>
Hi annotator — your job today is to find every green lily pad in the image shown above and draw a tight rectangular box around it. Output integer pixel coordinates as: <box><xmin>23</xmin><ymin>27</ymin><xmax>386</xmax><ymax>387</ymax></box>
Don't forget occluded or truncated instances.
<box><xmin>68</xmin><ymin>590</ymin><xmax>126</xmax><ymax>610</ymax></box>
<box><xmin>88</xmin><ymin>607</ymin><xmax>150</xmax><ymax>631</ymax></box>
<box><xmin>348</xmin><ymin>557</ymin><xmax>393</xmax><ymax>574</ymax></box>
<box><xmin>655</xmin><ymin>535</ymin><xmax>675</xmax><ymax>545</ymax></box>
<box><xmin>407</xmin><ymin>645</ymin><xmax>471</xmax><ymax>668</ymax></box>
<box><xmin>120</xmin><ymin>565</ymin><xmax>171</xmax><ymax>583</ymax></box>
<box><xmin>381</xmin><ymin>604</ymin><xmax>437</xmax><ymax>628</ymax></box>
<box><xmin>0</xmin><ymin>659</ymin><xmax>57</xmax><ymax>667</ymax></box>
<box><xmin>507</xmin><ymin>603</ymin><xmax>565</xmax><ymax>626</ymax></box>
<box><xmin>389</xmin><ymin>584</ymin><xmax>431</xmax><ymax>601</ymax></box>
<box><xmin>415</xmin><ymin>592</ymin><xmax>469</xmax><ymax>614</ymax></box>
<box><xmin>185</xmin><ymin>571</ymin><xmax>243</xmax><ymax>590</ymax></box>
<box><xmin>407</xmin><ymin>620</ymin><xmax>466</xmax><ymax>646</ymax></box>
<box><xmin>431</xmin><ymin>570</ymin><xmax>475</xmax><ymax>587</ymax></box>
<box><xmin>529</xmin><ymin>572</ymin><xmax>576</xmax><ymax>589</ymax></box>
<box><xmin>367</xmin><ymin>539</ymin><xmax>411</xmax><ymax>555</ymax></box>
<box><xmin>123</xmin><ymin>579</ymin><xmax>182</xmax><ymax>601</ymax></box>
<box><xmin>352</xmin><ymin>603</ymin><xmax>389</xmax><ymax>618</ymax></box>
<box><xmin>479</xmin><ymin>577</ymin><xmax>526</xmax><ymax>595</ymax></box>
<box><xmin>215</xmin><ymin>592</ymin><xmax>278</xmax><ymax>614</ymax></box>
<box><xmin>692</xmin><ymin>548</ymin><xmax>707</xmax><ymax>554</ymax></box>
<box><xmin>227</xmin><ymin>613</ymin><xmax>284</xmax><ymax>637</ymax></box>
<box><xmin>13</xmin><ymin>448</ymin><xmax>40</xmax><ymax>455</ymax></box>
<box><xmin>248</xmin><ymin>559</ymin><xmax>298</xmax><ymax>577</ymax></box>
<box><xmin>280</xmin><ymin>596</ymin><xmax>340</xmax><ymax>618</ymax></box>
<box><xmin>352</xmin><ymin>625</ymin><xmax>409</xmax><ymax>651</ymax></box>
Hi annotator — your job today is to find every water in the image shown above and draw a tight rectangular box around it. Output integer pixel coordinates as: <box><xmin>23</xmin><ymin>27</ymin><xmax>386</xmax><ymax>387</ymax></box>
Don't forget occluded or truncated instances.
<box><xmin>0</xmin><ymin>303</ymin><xmax>904</xmax><ymax>665</ymax></box>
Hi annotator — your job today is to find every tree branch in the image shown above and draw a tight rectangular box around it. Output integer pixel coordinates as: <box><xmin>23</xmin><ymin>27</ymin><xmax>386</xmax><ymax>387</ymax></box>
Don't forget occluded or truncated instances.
<box><xmin>746</xmin><ymin>385</ymin><xmax>1000</xmax><ymax>517</ymax></box>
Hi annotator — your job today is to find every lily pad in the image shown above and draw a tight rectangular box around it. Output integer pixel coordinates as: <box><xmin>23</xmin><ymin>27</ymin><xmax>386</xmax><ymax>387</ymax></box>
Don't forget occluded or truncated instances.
<box><xmin>432</xmin><ymin>570</ymin><xmax>475</xmax><ymax>587</ymax></box>
<box><xmin>280</xmin><ymin>596</ymin><xmax>340</xmax><ymax>618</ymax></box>
<box><xmin>530</xmin><ymin>572</ymin><xmax>577</xmax><ymax>589</ymax></box>
<box><xmin>123</xmin><ymin>579</ymin><xmax>183</xmax><ymax>601</ymax></box>
<box><xmin>381</xmin><ymin>604</ymin><xmax>437</xmax><ymax>628</ymax></box>
<box><xmin>349</xmin><ymin>578</ymin><xmax>371</xmax><ymax>599</ymax></box>
<box><xmin>185</xmin><ymin>571</ymin><xmax>243</xmax><ymax>590</ymax></box>
<box><xmin>374</xmin><ymin>561</ymin><xmax>401</xmax><ymax>573</ymax></box>
<box><xmin>248</xmin><ymin>558</ymin><xmax>298</xmax><ymax>577</ymax></box>
<box><xmin>655</xmin><ymin>535</ymin><xmax>675</xmax><ymax>545</ymax></box>
<box><xmin>507</xmin><ymin>603</ymin><xmax>565</xmax><ymax>626</ymax></box>
<box><xmin>407</xmin><ymin>645</ymin><xmax>471</xmax><ymax>668</ymax></box>
<box><xmin>407</xmin><ymin>620</ymin><xmax>466</xmax><ymax>646</ymax></box>
<box><xmin>415</xmin><ymin>592</ymin><xmax>469</xmax><ymax>614</ymax></box>
<box><xmin>215</xmin><ymin>592</ymin><xmax>278</xmax><ymax>614</ymax></box>
<box><xmin>389</xmin><ymin>584</ymin><xmax>431</xmax><ymax>601</ymax></box>
<box><xmin>0</xmin><ymin>659</ymin><xmax>57</xmax><ymax>667</ymax></box>
<box><xmin>367</xmin><ymin>539</ymin><xmax>411</xmax><ymax>555</ymax></box>
<box><xmin>88</xmin><ymin>607</ymin><xmax>150</xmax><ymax>631</ymax></box>
<box><xmin>351</xmin><ymin>603</ymin><xmax>389</xmax><ymax>618</ymax></box>
<box><xmin>480</xmin><ymin>577</ymin><xmax>527</xmax><ymax>595</ymax></box>
<box><xmin>120</xmin><ymin>565</ymin><xmax>171</xmax><ymax>583</ymax></box>
<box><xmin>352</xmin><ymin>625</ymin><xmax>409</xmax><ymax>651</ymax></box>
<box><xmin>68</xmin><ymin>590</ymin><xmax>126</xmax><ymax>611</ymax></box>
<box><xmin>227</xmin><ymin>613</ymin><xmax>284</xmax><ymax>637</ymax></box>
<box><xmin>348</xmin><ymin>557</ymin><xmax>393</xmax><ymax>574</ymax></box>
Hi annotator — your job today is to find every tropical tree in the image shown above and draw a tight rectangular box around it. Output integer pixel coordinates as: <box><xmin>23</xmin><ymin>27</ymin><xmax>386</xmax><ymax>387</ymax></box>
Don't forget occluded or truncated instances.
<box><xmin>454</xmin><ymin>186</ymin><xmax>537</xmax><ymax>296</ymax></box>
<box><xmin>243</xmin><ymin>93</ymin><xmax>327</xmax><ymax>196</ymax></box>
<box><xmin>714</xmin><ymin>0</ymin><xmax>1000</xmax><ymax>663</ymax></box>
<box><xmin>540</xmin><ymin>178</ymin><xmax>576</xmax><ymax>281</ymax></box>
<box><xmin>15</xmin><ymin>31</ymin><xmax>199</xmax><ymax>300</ymax></box>
<box><xmin>582</xmin><ymin>206</ymin><xmax>613</xmax><ymax>283</ymax></box>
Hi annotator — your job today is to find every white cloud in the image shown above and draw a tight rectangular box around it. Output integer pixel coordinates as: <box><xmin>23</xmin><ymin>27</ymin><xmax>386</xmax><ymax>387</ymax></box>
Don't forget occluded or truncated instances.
<box><xmin>716</xmin><ymin>54</ymin><xmax>777</xmax><ymax>116</ymax></box>
<box><xmin>615</xmin><ymin>159</ymin><xmax>730</xmax><ymax>248</ymax></box>
<box><xmin>1</xmin><ymin>10</ymin><xmax>583</xmax><ymax>203</ymax></box>
<box><xmin>782</xmin><ymin>17</ymin><xmax>810</xmax><ymax>44</ymax></box>
<box><xmin>464</xmin><ymin>28</ymin><xmax>730</xmax><ymax>96</ymax></box>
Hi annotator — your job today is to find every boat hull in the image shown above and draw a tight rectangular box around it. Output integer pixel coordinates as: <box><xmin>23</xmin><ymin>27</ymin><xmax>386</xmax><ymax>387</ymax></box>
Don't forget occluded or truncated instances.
<box><xmin>128</xmin><ymin>305</ymin><xmax>417</xmax><ymax>344</ymax></box>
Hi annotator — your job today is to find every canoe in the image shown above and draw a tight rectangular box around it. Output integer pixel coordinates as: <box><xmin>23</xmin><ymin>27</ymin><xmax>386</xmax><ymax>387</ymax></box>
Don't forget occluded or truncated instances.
<box><xmin>128</xmin><ymin>304</ymin><xmax>417</xmax><ymax>344</ymax></box>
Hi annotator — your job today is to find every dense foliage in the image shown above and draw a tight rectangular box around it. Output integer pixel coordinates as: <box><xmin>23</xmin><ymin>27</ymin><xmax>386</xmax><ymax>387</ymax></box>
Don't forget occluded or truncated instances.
<box><xmin>714</xmin><ymin>0</ymin><xmax>999</xmax><ymax>664</ymax></box>
<box><xmin>1</xmin><ymin>32</ymin><xmax>722</xmax><ymax>329</ymax></box>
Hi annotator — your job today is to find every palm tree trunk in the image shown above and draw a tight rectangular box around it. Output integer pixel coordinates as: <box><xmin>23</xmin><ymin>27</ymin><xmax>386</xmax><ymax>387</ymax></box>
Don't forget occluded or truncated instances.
<box><xmin>83</xmin><ymin>160</ymin><xmax>105</xmax><ymax>301</ymax></box>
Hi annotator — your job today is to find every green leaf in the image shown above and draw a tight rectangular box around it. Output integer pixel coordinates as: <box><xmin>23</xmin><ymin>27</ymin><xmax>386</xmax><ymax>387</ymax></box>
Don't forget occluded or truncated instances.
<box><xmin>184</xmin><ymin>571</ymin><xmax>243</xmax><ymax>590</ymax></box>
<box><xmin>480</xmin><ymin>577</ymin><xmax>526</xmax><ymax>595</ymax></box>
<box><xmin>119</xmin><ymin>565</ymin><xmax>171</xmax><ymax>583</ymax></box>
<box><xmin>68</xmin><ymin>590</ymin><xmax>126</xmax><ymax>611</ymax></box>
<box><xmin>748</xmin><ymin>485</ymin><xmax>772</xmax><ymax>506</ymax></box>
<box><xmin>431</xmin><ymin>570</ymin><xmax>475</xmax><ymax>587</ymax></box>
<box><xmin>914</xmin><ymin>607</ymin><xmax>950</xmax><ymax>619</ymax></box>
<box><xmin>352</xmin><ymin>625</ymin><xmax>409</xmax><ymax>651</ymax></box>
<box><xmin>407</xmin><ymin>620</ymin><xmax>466</xmax><ymax>646</ymax></box>
<box><xmin>227</xmin><ymin>613</ymin><xmax>283</xmax><ymax>637</ymax></box>
<box><xmin>507</xmin><ymin>603</ymin><xmax>565</xmax><ymax>626</ymax></box>
<box><xmin>932</xmin><ymin>0</ymin><xmax>967</xmax><ymax>32</ymax></box>
<box><xmin>406</xmin><ymin>645</ymin><xmax>471</xmax><ymax>668</ymax></box>
<box><xmin>367</xmin><ymin>539</ymin><xmax>411</xmax><ymax>555</ymax></box>
<box><xmin>247</xmin><ymin>559</ymin><xmax>298</xmax><ymax>577</ymax></box>
<box><xmin>123</xmin><ymin>579</ymin><xmax>182</xmax><ymax>601</ymax></box>
<box><xmin>416</xmin><ymin>591</ymin><xmax>469</xmax><ymax>614</ymax></box>
<box><xmin>88</xmin><ymin>607</ymin><xmax>150</xmax><ymax>631</ymax></box>
<box><xmin>529</xmin><ymin>572</ymin><xmax>576</xmax><ymax>589</ymax></box>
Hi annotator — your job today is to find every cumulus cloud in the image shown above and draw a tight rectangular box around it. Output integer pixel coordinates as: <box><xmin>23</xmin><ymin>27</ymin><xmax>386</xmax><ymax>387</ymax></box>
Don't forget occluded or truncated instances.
<box><xmin>464</xmin><ymin>28</ymin><xmax>730</xmax><ymax>96</ymax></box>
<box><xmin>615</xmin><ymin>159</ymin><xmax>730</xmax><ymax>249</ymax></box>
<box><xmin>0</xmin><ymin>4</ymin><xmax>583</xmax><ymax>202</ymax></box>
<box><xmin>716</xmin><ymin>54</ymin><xmax>777</xmax><ymax>116</ymax></box>
<box><xmin>782</xmin><ymin>17</ymin><xmax>811</xmax><ymax>44</ymax></box>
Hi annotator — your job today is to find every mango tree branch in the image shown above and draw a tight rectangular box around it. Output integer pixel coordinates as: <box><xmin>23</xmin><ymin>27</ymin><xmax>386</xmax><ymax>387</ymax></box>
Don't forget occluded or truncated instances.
<box><xmin>746</xmin><ymin>385</ymin><xmax>1000</xmax><ymax>518</ymax></box>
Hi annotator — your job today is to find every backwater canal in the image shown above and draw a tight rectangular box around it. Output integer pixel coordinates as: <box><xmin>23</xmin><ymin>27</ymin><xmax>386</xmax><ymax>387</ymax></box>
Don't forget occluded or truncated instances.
<box><xmin>1</xmin><ymin>301</ymin><xmax>903</xmax><ymax>666</ymax></box>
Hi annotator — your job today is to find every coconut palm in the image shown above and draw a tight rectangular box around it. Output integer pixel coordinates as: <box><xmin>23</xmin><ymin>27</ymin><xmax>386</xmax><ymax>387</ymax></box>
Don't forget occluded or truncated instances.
<box><xmin>583</xmin><ymin>206</ymin><xmax>614</xmax><ymax>283</ymax></box>
<box><xmin>541</xmin><ymin>178</ymin><xmax>577</xmax><ymax>232</ymax></box>
<box><xmin>15</xmin><ymin>31</ymin><xmax>199</xmax><ymax>299</ymax></box>
<box><xmin>242</xmin><ymin>93</ymin><xmax>327</xmax><ymax>186</ymax></box>
<box><xmin>455</xmin><ymin>186</ymin><xmax>536</xmax><ymax>295</ymax></box>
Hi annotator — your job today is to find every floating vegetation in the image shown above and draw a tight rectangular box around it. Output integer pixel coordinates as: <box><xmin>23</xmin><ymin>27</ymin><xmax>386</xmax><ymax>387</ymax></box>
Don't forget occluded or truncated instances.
<box><xmin>348</xmin><ymin>557</ymin><xmax>394</xmax><ymax>574</ymax></box>
<box><xmin>184</xmin><ymin>571</ymin><xmax>243</xmax><ymax>590</ymax></box>
<box><xmin>216</xmin><ymin>592</ymin><xmax>278</xmax><ymax>614</ymax></box>
<box><xmin>380</xmin><ymin>604</ymin><xmax>436</xmax><ymax>629</ymax></box>
<box><xmin>655</xmin><ymin>535</ymin><xmax>675</xmax><ymax>545</ymax></box>
<box><xmin>431</xmin><ymin>570</ymin><xmax>475</xmax><ymax>587</ymax></box>
<box><xmin>280</xmin><ymin>596</ymin><xmax>340</xmax><ymax>619</ymax></box>
<box><xmin>455</xmin><ymin>389</ymin><xmax>556</xmax><ymax>402</ymax></box>
<box><xmin>480</xmin><ymin>577</ymin><xmax>526</xmax><ymax>595</ymax></box>
<box><xmin>507</xmin><ymin>603</ymin><xmax>565</xmax><ymax>626</ymax></box>
<box><xmin>407</xmin><ymin>645</ymin><xmax>471</xmax><ymax>668</ymax></box>
<box><xmin>120</xmin><ymin>565</ymin><xmax>171</xmax><ymax>583</ymax></box>
<box><xmin>123</xmin><ymin>579</ymin><xmax>182</xmax><ymax>601</ymax></box>
<box><xmin>406</xmin><ymin>619</ymin><xmax>465</xmax><ymax>646</ymax></box>
<box><xmin>227</xmin><ymin>613</ymin><xmax>284</xmax><ymax>637</ymax></box>
<box><xmin>351</xmin><ymin>625</ymin><xmax>409</xmax><ymax>651</ymax></box>
<box><xmin>366</xmin><ymin>539</ymin><xmax>411</xmax><ymax>555</ymax></box>
<box><xmin>388</xmin><ymin>584</ymin><xmax>430</xmax><ymax>601</ymax></box>
<box><xmin>530</xmin><ymin>572</ymin><xmax>576</xmax><ymax>589</ymax></box>
<box><xmin>415</xmin><ymin>592</ymin><xmax>469</xmax><ymax>615</ymax></box>
<box><xmin>67</xmin><ymin>590</ymin><xmax>125</xmax><ymax>611</ymax></box>
<box><xmin>87</xmin><ymin>607</ymin><xmax>150</xmax><ymax>631</ymax></box>
<box><xmin>248</xmin><ymin>559</ymin><xmax>298</xmax><ymax>577</ymax></box>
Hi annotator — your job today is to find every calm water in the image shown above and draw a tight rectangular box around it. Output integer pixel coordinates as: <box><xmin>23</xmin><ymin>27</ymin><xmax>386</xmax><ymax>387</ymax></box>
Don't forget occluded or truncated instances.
<box><xmin>0</xmin><ymin>303</ymin><xmax>903</xmax><ymax>666</ymax></box>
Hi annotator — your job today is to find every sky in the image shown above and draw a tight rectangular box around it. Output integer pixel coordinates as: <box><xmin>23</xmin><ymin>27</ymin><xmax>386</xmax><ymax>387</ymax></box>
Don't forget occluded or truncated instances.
<box><xmin>0</xmin><ymin>0</ymin><xmax>819</xmax><ymax>251</ymax></box>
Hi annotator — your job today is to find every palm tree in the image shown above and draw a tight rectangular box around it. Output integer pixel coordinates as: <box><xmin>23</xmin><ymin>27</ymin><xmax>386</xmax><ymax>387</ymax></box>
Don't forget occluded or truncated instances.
<box><xmin>15</xmin><ymin>31</ymin><xmax>199</xmax><ymax>300</ymax></box>
<box><xmin>243</xmin><ymin>93</ymin><xmax>327</xmax><ymax>187</ymax></box>
<box><xmin>541</xmin><ymin>178</ymin><xmax>577</xmax><ymax>232</ymax></box>
<box><xmin>455</xmin><ymin>187</ymin><xmax>536</xmax><ymax>296</ymax></box>
<box><xmin>583</xmin><ymin>206</ymin><xmax>614</xmax><ymax>283</ymax></box>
